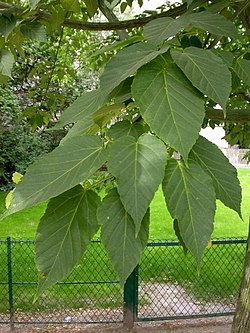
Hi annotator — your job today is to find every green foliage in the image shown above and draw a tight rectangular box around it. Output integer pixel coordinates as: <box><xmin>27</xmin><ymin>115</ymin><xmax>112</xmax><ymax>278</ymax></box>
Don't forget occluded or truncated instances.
<box><xmin>132</xmin><ymin>56</ymin><xmax>205</xmax><ymax>162</ymax></box>
<box><xmin>0</xmin><ymin>0</ymin><xmax>249</xmax><ymax>298</ymax></box>
<box><xmin>99</xmin><ymin>188</ymin><xmax>149</xmax><ymax>283</ymax></box>
<box><xmin>0</xmin><ymin>86</ymin><xmax>65</xmax><ymax>190</ymax></box>
<box><xmin>36</xmin><ymin>186</ymin><xmax>100</xmax><ymax>298</ymax></box>
<box><xmin>171</xmin><ymin>47</ymin><xmax>231</xmax><ymax>110</ymax></box>
<box><xmin>108</xmin><ymin>134</ymin><xmax>167</xmax><ymax>234</ymax></box>
<box><xmin>162</xmin><ymin>159</ymin><xmax>216</xmax><ymax>265</ymax></box>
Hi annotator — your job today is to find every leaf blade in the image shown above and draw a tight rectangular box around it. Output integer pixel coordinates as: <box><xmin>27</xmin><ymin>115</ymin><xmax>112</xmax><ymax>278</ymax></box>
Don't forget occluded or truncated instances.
<box><xmin>132</xmin><ymin>56</ymin><xmax>205</xmax><ymax>161</ymax></box>
<box><xmin>189</xmin><ymin>135</ymin><xmax>242</xmax><ymax>217</ymax></box>
<box><xmin>35</xmin><ymin>187</ymin><xmax>100</xmax><ymax>298</ymax></box>
<box><xmin>99</xmin><ymin>189</ymin><xmax>149</xmax><ymax>283</ymax></box>
<box><xmin>3</xmin><ymin>135</ymin><xmax>106</xmax><ymax>217</ymax></box>
<box><xmin>162</xmin><ymin>159</ymin><xmax>216</xmax><ymax>265</ymax></box>
<box><xmin>171</xmin><ymin>47</ymin><xmax>231</xmax><ymax>109</ymax></box>
<box><xmin>100</xmin><ymin>42</ymin><xmax>168</xmax><ymax>94</ymax></box>
<box><xmin>108</xmin><ymin>134</ymin><xmax>167</xmax><ymax>233</ymax></box>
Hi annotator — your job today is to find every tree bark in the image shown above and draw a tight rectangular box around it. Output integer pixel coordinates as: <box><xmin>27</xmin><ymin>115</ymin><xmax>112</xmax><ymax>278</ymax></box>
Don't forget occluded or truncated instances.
<box><xmin>231</xmin><ymin>219</ymin><xmax>250</xmax><ymax>333</ymax></box>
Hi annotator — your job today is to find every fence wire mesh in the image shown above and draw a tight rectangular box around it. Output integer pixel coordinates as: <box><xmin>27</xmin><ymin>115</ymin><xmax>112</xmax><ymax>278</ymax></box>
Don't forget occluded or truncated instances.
<box><xmin>0</xmin><ymin>238</ymin><xmax>247</xmax><ymax>326</ymax></box>
<box><xmin>137</xmin><ymin>240</ymin><xmax>246</xmax><ymax>320</ymax></box>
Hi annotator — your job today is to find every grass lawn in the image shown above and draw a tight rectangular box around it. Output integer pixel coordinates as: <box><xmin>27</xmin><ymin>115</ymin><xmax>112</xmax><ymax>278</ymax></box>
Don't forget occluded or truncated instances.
<box><xmin>0</xmin><ymin>169</ymin><xmax>249</xmax><ymax>240</ymax></box>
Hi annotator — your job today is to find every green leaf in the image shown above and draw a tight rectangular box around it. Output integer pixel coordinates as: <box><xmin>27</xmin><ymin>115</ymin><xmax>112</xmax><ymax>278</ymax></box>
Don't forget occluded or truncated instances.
<box><xmin>108</xmin><ymin>134</ymin><xmax>167</xmax><ymax>233</ymax></box>
<box><xmin>91</xmin><ymin>36</ymin><xmax>143</xmax><ymax>57</ymax></box>
<box><xmin>100</xmin><ymin>42</ymin><xmax>169</xmax><ymax>94</ymax></box>
<box><xmin>132</xmin><ymin>56</ymin><xmax>205</xmax><ymax>162</ymax></box>
<box><xmin>233</xmin><ymin>59</ymin><xmax>250</xmax><ymax>85</ymax></box>
<box><xmin>2</xmin><ymin>136</ymin><xmax>106</xmax><ymax>217</ymax></box>
<box><xmin>108</xmin><ymin>120</ymin><xmax>147</xmax><ymax>140</ymax></box>
<box><xmin>54</xmin><ymin>89</ymin><xmax>109</xmax><ymax>129</ymax></box>
<box><xmin>189</xmin><ymin>136</ymin><xmax>242</xmax><ymax>217</ymax></box>
<box><xmin>49</xmin><ymin>6</ymin><xmax>67</xmax><ymax>31</ymax></box>
<box><xmin>99</xmin><ymin>189</ymin><xmax>149</xmax><ymax>283</ymax></box>
<box><xmin>0</xmin><ymin>50</ymin><xmax>14</xmax><ymax>77</ymax></box>
<box><xmin>214</xmin><ymin>50</ymin><xmax>234</xmax><ymax>67</ymax></box>
<box><xmin>84</xmin><ymin>0</ymin><xmax>99</xmax><ymax>17</ymax></box>
<box><xmin>173</xmin><ymin>219</ymin><xmax>188</xmax><ymax>255</ymax></box>
<box><xmin>120</xmin><ymin>2</ymin><xmax>127</xmax><ymax>13</ymax></box>
<box><xmin>93</xmin><ymin>103</ymin><xmax>124</xmax><ymax>128</ymax></box>
<box><xmin>171</xmin><ymin>47</ymin><xmax>231</xmax><ymax>109</ymax></box>
<box><xmin>62</xmin><ymin>0</ymin><xmax>81</xmax><ymax>12</ymax></box>
<box><xmin>144</xmin><ymin>17</ymin><xmax>188</xmax><ymax>45</ymax></box>
<box><xmin>187</xmin><ymin>11</ymin><xmax>238</xmax><ymax>38</ymax></box>
<box><xmin>35</xmin><ymin>187</ymin><xmax>100</xmax><ymax>298</ymax></box>
<box><xmin>162</xmin><ymin>159</ymin><xmax>216</xmax><ymax>265</ymax></box>
<box><xmin>113</xmin><ymin>77</ymin><xmax>133</xmax><ymax>103</ymax></box>
<box><xmin>20</xmin><ymin>22</ymin><xmax>46</xmax><ymax>42</ymax></box>
<box><xmin>60</xmin><ymin>120</ymin><xmax>99</xmax><ymax>143</ymax></box>
<box><xmin>0</xmin><ymin>14</ymin><xmax>16</xmax><ymax>39</ymax></box>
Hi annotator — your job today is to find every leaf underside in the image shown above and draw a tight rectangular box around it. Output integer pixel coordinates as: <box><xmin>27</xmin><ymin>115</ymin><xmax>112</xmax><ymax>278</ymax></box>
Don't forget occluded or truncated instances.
<box><xmin>99</xmin><ymin>189</ymin><xmax>149</xmax><ymax>284</ymax></box>
<box><xmin>189</xmin><ymin>136</ymin><xmax>242</xmax><ymax>217</ymax></box>
<box><xmin>3</xmin><ymin>135</ymin><xmax>106</xmax><ymax>217</ymax></box>
<box><xmin>108</xmin><ymin>134</ymin><xmax>167</xmax><ymax>234</ymax></box>
<box><xmin>36</xmin><ymin>186</ymin><xmax>100</xmax><ymax>298</ymax></box>
<box><xmin>171</xmin><ymin>47</ymin><xmax>231</xmax><ymax>109</ymax></box>
<box><xmin>162</xmin><ymin>159</ymin><xmax>216</xmax><ymax>265</ymax></box>
<box><xmin>132</xmin><ymin>56</ymin><xmax>205</xmax><ymax>161</ymax></box>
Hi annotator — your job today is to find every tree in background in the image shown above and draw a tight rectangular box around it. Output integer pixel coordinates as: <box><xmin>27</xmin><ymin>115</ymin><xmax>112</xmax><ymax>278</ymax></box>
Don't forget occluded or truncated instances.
<box><xmin>0</xmin><ymin>1</ymin><xmax>250</xmax><ymax>331</ymax></box>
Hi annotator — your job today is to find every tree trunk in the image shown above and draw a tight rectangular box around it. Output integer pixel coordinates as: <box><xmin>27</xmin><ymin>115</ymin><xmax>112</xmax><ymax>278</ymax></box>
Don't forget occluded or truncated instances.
<box><xmin>231</xmin><ymin>219</ymin><xmax>250</xmax><ymax>333</ymax></box>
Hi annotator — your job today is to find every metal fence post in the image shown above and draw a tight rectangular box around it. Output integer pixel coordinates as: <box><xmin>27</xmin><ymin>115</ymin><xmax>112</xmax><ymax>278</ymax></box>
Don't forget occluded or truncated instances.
<box><xmin>7</xmin><ymin>237</ymin><xmax>15</xmax><ymax>331</ymax></box>
<box><xmin>123</xmin><ymin>265</ymin><xmax>138</xmax><ymax>329</ymax></box>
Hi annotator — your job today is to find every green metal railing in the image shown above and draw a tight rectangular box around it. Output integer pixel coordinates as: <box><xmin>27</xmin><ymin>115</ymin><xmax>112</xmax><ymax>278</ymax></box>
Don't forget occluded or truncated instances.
<box><xmin>0</xmin><ymin>237</ymin><xmax>247</xmax><ymax>329</ymax></box>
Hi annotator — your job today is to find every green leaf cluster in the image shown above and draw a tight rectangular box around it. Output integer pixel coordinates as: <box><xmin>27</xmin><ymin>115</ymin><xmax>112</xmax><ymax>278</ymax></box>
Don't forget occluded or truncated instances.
<box><xmin>0</xmin><ymin>1</ymin><xmax>249</xmax><ymax>300</ymax></box>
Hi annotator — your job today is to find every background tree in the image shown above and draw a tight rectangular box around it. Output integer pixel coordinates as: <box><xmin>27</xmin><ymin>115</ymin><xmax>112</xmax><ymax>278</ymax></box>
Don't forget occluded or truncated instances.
<box><xmin>0</xmin><ymin>1</ymin><xmax>250</xmax><ymax>332</ymax></box>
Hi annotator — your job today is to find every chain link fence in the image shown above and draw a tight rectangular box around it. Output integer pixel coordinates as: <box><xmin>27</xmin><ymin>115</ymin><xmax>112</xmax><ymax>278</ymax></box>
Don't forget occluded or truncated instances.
<box><xmin>0</xmin><ymin>237</ymin><xmax>247</xmax><ymax>328</ymax></box>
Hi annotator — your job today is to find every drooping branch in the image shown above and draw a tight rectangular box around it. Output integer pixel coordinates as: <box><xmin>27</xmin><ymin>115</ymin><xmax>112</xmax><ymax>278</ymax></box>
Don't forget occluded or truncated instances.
<box><xmin>205</xmin><ymin>108</ymin><xmax>250</xmax><ymax>123</ymax></box>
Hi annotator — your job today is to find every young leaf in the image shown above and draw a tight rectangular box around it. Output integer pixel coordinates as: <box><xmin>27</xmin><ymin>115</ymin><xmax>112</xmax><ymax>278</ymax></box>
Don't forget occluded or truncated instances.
<box><xmin>162</xmin><ymin>159</ymin><xmax>216</xmax><ymax>265</ymax></box>
<box><xmin>132</xmin><ymin>56</ymin><xmax>205</xmax><ymax>162</ymax></box>
<box><xmin>108</xmin><ymin>134</ymin><xmax>167</xmax><ymax>234</ymax></box>
<box><xmin>2</xmin><ymin>136</ymin><xmax>106</xmax><ymax>217</ymax></box>
<box><xmin>92</xmin><ymin>36</ymin><xmax>143</xmax><ymax>57</ymax></box>
<box><xmin>171</xmin><ymin>47</ymin><xmax>231</xmax><ymax>109</ymax></box>
<box><xmin>93</xmin><ymin>103</ymin><xmax>124</xmax><ymax>128</ymax></box>
<box><xmin>233</xmin><ymin>59</ymin><xmax>250</xmax><ymax>85</ymax></box>
<box><xmin>100</xmin><ymin>42</ymin><xmax>169</xmax><ymax>94</ymax></box>
<box><xmin>189</xmin><ymin>136</ymin><xmax>242</xmax><ymax>217</ymax></box>
<box><xmin>54</xmin><ymin>89</ymin><xmax>109</xmax><ymax>129</ymax></box>
<box><xmin>99</xmin><ymin>189</ymin><xmax>149</xmax><ymax>284</ymax></box>
<box><xmin>35</xmin><ymin>187</ymin><xmax>100</xmax><ymax>298</ymax></box>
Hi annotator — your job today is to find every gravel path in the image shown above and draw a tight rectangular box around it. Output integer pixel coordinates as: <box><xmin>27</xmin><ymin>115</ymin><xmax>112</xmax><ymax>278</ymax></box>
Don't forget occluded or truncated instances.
<box><xmin>0</xmin><ymin>317</ymin><xmax>233</xmax><ymax>332</ymax></box>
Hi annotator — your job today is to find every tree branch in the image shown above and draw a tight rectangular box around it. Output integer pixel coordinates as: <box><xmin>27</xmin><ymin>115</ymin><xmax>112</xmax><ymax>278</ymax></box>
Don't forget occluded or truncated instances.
<box><xmin>0</xmin><ymin>1</ymin><xmax>187</xmax><ymax>31</ymax></box>
<box><xmin>98</xmin><ymin>0</ymin><xmax>128</xmax><ymax>40</ymax></box>
<box><xmin>205</xmin><ymin>108</ymin><xmax>250</xmax><ymax>123</ymax></box>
